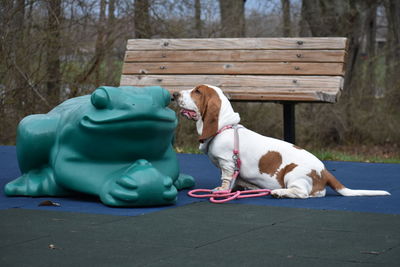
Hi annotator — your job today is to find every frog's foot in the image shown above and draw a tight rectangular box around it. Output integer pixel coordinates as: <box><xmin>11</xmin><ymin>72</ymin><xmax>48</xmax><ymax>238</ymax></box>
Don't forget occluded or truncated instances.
<box><xmin>100</xmin><ymin>159</ymin><xmax>178</xmax><ymax>207</ymax></box>
<box><xmin>4</xmin><ymin>166</ymin><xmax>72</xmax><ymax>197</ymax></box>
<box><xmin>174</xmin><ymin>173</ymin><xmax>195</xmax><ymax>190</ymax></box>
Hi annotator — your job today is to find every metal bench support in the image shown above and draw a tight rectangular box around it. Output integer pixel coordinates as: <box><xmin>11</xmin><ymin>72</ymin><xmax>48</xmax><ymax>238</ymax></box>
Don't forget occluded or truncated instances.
<box><xmin>283</xmin><ymin>102</ymin><xmax>296</xmax><ymax>144</ymax></box>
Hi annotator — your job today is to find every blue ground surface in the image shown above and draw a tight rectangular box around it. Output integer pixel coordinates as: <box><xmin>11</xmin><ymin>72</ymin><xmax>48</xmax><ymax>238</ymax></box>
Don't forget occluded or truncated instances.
<box><xmin>1</xmin><ymin>146</ymin><xmax>399</xmax><ymax>215</ymax></box>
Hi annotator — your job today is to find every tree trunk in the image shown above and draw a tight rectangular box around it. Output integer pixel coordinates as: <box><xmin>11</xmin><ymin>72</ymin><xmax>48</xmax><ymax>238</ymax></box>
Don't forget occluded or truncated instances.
<box><xmin>301</xmin><ymin>0</ymin><xmax>322</xmax><ymax>36</ymax></box>
<box><xmin>301</xmin><ymin>0</ymin><xmax>340</xmax><ymax>37</ymax></box>
<box><xmin>108</xmin><ymin>0</ymin><xmax>116</xmax><ymax>38</ymax></box>
<box><xmin>365</xmin><ymin>0</ymin><xmax>378</xmax><ymax>98</ymax></box>
<box><xmin>299</xmin><ymin>0</ymin><xmax>310</xmax><ymax>36</ymax></box>
<box><xmin>385</xmin><ymin>0</ymin><xmax>400</xmax><ymax>105</ymax></box>
<box><xmin>46</xmin><ymin>0</ymin><xmax>62</xmax><ymax>106</ymax></box>
<box><xmin>105</xmin><ymin>0</ymin><xmax>116</xmax><ymax>85</ymax></box>
<box><xmin>281</xmin><ymin>0</ymin><xmax>291</xmax><ymax>37</ymax></box>
<box><xmin>134</xmin><ymin>0</ymin><xmax>151</xmax><ymax>38</ymax></box>
<box><xmin>219</xmin><ymin>0</ymin><xmax>246</xmax><ymax>37</ymax></box>
<box><xmin>194</xmin><ymin>0</ymin><xmax>202</xmax><ymax>37</ymax></box>
<box><xmin>94</xmin><ymin>0</ymin><xmax>106</xmax><ymax>87</ymax></box>
<box><xmin>302</xmin><ymin>0</ymin><xmax>363</xmax><ymax>96</ymax></box>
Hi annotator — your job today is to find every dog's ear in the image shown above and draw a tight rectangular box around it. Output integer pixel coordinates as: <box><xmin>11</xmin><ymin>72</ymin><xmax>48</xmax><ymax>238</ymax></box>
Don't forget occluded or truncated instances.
<box><xmin>199</xmin><ymin>96</ymin><xmax>220</xmax><ymax>141</ymax></box>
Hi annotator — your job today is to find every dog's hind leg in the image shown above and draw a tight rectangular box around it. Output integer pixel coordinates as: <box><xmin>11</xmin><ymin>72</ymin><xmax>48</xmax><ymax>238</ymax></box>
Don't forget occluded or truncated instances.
<box><xmin>271</xmin><ymin>171</ymin><xmax>313</xmax><ymax>199</ymax></box>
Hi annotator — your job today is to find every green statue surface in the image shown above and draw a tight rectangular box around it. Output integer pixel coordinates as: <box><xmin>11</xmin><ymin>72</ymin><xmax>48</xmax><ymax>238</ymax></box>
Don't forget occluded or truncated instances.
<box><xmin>4</xmin><ymin>86</ymin><xmax>194</xmax><ymax>207</ymax></box>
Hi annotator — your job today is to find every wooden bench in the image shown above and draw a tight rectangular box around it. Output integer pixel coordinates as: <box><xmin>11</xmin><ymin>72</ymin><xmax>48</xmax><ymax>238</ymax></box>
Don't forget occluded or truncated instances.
<box><xmin>120</xmin><ymin>37</ymin><xmax>348</xmax><ymax>143</ymax></box>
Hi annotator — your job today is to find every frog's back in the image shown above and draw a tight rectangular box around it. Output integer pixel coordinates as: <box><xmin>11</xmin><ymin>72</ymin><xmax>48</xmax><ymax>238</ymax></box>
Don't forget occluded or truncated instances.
<box><xmin>48</xmin><ymin>95</ymin><xmax>89</xmax><ymax>115</ymax></box>
<box><xmin>16</xmin><ymin>95</ymin><xmax>89</xmax><ymax>172</ymax></box>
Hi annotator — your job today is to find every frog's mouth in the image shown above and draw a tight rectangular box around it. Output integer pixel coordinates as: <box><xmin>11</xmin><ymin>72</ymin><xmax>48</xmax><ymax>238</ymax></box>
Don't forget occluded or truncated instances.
<box><xmin>80</xmin><ymin>113</ymin><xmax>176</xmax><ymax>129</ymax></box>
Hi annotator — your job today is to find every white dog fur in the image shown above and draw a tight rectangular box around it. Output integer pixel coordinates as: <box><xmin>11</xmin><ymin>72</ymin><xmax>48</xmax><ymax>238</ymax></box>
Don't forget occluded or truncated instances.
<box><xmin>173</xmin><ymin>84</ymin><xmax>390</xmax><ymax>198</ymax></box>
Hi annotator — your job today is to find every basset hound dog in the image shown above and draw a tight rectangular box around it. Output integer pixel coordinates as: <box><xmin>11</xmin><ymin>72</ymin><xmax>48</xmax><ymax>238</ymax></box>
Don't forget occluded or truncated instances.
<box><xmin>173</xmin><ymin>84</ymin><xmax>390</xmax><ymax>198</ymax></box>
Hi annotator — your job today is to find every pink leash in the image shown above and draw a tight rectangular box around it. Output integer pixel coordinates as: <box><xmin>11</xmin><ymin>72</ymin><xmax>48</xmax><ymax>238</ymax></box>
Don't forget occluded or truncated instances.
<box><xmin>188</xmin><ymin>188</ymin><xmax>271</xmax><ymax>204</ymax></box>
<box><xmin>188</xmin><ymin>125</ymin><xmax>272</xmax><ymax>203</ymax></box>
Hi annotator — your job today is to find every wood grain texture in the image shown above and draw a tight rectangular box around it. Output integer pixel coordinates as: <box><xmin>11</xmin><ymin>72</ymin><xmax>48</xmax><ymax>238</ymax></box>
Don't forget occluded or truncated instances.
<box><xmin>120</xmin><ymin>75</ymin><xmax>344</xmax><ymax>89</ymax></box>
<box><xmin>121</xmin><ymin>37</ymin><xmax>348</xmax><ymax>103</ymax></box>
<box><xmin>126</xmin><ymin>37</ymin><xmax>348</xmax><ymax>50</ymax></box>
<box><xmin>221</xmin><ymin>92</ymin><xmax>338</xmax><ymax>102</ymax></box>
<box><xmin>124</xmin><ymin>50</ymin><xmax>346</xmax><ymax>63</ymax></box>
<box><xmin>120</xmin><ymin>75</ymin><xmax>341</xmax><ymax>102</ymax></box>
<box><xmin>122</xmin><ymin>62</ymin><xmax>345</xmax><ymax>76</ymax></box>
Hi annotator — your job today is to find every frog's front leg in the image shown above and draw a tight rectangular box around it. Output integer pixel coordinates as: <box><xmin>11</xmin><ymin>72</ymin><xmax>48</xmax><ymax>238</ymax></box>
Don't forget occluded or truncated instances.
<box><xmin>100</xmin><ymin>159</ymin><xmax>178</xmax><ymax>207</ymax></box>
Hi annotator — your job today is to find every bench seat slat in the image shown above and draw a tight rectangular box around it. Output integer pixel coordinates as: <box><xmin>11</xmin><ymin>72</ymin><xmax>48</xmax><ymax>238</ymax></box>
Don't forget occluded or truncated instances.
<box><xmin>120</xmin><ymin>75</ymin><xmax>344</xmax><ymax>89</ymax></box>
<box><xmin>124</xmin><ymin>50</ymin><xmax>346</xmax><ymax>63</ymax></box>
<box><xmin>122</xmin><ymin>62</ymin><xmax>344</xmax><ymax>76</ymax></box>
<box><xmin>126</xmin><ymin>37</ymin><xmax>348</xmax><ymax>50</ymax></box>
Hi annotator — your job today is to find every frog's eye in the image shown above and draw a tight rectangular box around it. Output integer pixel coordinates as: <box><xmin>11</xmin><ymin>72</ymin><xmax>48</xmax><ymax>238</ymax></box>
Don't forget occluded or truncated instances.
<box><xmin>91</xmin><ymin>88</ymin><xmax>109</xmax><ymax>109</ymax></box>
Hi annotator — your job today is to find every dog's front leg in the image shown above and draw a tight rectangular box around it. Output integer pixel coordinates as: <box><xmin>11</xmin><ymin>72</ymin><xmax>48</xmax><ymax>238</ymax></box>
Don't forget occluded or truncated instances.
<box><xmin>213</xmin><ymin>159</ymin><xmax>235</xmax><ymax>191</ymax></box>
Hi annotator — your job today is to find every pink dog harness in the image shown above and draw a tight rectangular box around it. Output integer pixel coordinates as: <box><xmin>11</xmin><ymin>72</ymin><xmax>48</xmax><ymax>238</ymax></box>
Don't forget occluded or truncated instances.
<box><xmin>188</xmin><ymin>125</ymin><xmax>271</xmax><ymax>203</ymax></box>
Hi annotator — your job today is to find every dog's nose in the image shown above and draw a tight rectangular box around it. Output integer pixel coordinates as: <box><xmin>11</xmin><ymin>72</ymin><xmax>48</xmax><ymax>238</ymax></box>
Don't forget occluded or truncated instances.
<box><xmin>172</xmin><ymin>91</ymin><xmax>180</xmax><ymax>100</ymax></box>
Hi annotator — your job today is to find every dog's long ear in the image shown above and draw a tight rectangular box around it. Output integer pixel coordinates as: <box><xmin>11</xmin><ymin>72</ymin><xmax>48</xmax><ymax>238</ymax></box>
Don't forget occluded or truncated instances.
<box><xmin>199</xmin><ymin>96</ymin><xmax>221</xmax><ymax>141</ymax></box>
<box><xmin>192</xmin><ymin>85</ymin><xmax>221</xmax><ymax>142</ymax></box>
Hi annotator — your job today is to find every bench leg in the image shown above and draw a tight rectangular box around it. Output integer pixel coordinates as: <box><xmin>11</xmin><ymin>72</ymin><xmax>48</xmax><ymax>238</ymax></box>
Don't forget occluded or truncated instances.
<box><xmin>283</xmin><ymin>102</ymin><xmax>296</xmax><ymax>144</ymax></box>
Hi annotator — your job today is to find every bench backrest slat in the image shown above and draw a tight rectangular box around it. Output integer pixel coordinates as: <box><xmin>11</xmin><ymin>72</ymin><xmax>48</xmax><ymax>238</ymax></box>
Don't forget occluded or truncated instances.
<box><xmin>124</xmin><ymin>50</ymin><xmax>346</xmax><ymax>63</ymax></box>
<box><xmin>120</xmin><ymin>37</ymin><xmax>348</xmax><ymax>103</ymax></box>
<box><xmin>126</xmin><ymin>38</ymin><xmax>348</xmax><ymax>50</ymax></box>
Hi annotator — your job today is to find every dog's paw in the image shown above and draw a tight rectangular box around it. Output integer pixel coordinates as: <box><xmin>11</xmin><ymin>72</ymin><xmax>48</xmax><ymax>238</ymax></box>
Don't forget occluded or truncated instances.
<box><xmin>213</xmin><ymin>186</ymin><xmax>229</xmax><ymax>192</ymax></box>
<box><xmin>271</xmin><ymin>189</ymin><xmax>286</xmax><ymax>198</ymax></box>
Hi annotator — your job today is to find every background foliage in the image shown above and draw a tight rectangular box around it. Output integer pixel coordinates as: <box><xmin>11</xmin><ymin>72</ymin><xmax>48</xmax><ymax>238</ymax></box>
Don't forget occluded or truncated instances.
<box><xmin>0</xmin><ymin>0</ymin><xmax>399</xmax><ymax>157</ymax></box>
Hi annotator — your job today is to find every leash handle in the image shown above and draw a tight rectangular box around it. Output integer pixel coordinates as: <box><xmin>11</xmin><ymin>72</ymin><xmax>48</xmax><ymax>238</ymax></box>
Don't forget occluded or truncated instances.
<box><xmin>187</xmin><ymin>188</ymin><xmax>272</xmax><ymax>203</ymax></box>
<box><xmin>210</xmin><ymin>191</ymin><xmax>241</xmax><ymax>203</ymax></box>
<box><xmin>188</xmin><ymin>189</ymin><xmax>231</xmax><ymax>198</ymax></box>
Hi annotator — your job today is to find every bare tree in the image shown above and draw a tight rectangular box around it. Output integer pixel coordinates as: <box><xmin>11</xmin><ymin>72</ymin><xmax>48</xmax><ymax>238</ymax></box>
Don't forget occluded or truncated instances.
<box><xmin>281</xmin><ymin>0</ymin><xmax>291</xmax><ymax>37</ymax></box>
<box><xmin>194</xmin><ymin>0</ymin><xmax>202</xmax><ymax>37</ymax></box>
<box><xmin>94</xmin><ymin>0</ymin><xmax>107</xmax><ymax>86</ymax></box>
<box><xmin>219</xmin><ymin>0</ymin><xmax>246</xmax><ymax>37</ymax></box>
<box><xmin>45</xmin><ymin>0</ymin><xmax>62</xmax><ymax>105</ymax></box>
<box><xmin>384</xmin><ymin>0</ymin><xmax>400</xmax><ymax>106</ymax></box>
<box><xmin>134</xmin><ymin>0</ymin><xmax>151</xmax><ymax>38</ymax></box>
<box><xmin>299</xmin><ymin>0</ymin><xmax>310</xmax><ymax>36</ymax></box>
<box><xmin>364</xmin><ymin>0</ymin><xmax>378</xmax><ymax>98</ymax></box>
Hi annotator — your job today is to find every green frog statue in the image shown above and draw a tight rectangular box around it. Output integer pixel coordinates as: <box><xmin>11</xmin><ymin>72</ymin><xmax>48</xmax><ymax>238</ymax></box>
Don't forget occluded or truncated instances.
<box><xmin>4</xmin><ymin>86</ymin><xmax>195</xmax><ymax>207</ymax></box>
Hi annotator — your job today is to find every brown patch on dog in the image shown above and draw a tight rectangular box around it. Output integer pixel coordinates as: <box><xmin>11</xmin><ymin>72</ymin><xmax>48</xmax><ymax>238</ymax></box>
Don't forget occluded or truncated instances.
<box><xmin>259</xmin><ymin>151</ymin><xmax>282</xmax><ymax>176</ymax></box>
<box><xmin>308</xmin><ymin>168</ymin><xmax>345</xmax><ymax>196</ymax></box>
<box><xmin>308</xmin><ymin>170</ymin><xmax>324</xmax><ymax>195</ymax></box>
<box><xmin>275</xmin><ymin>163</ymin><xmax>298</xmax><ymax>188</ymax></box>
<box><xmin>191</xmin><ymin>85</ymin><xmax>221</xmax><ymax>141</ymax></box>
<box><xmin>293</xmin><ymin>145</ymin><xmax>303</xmax><ymax>150</ymax></box>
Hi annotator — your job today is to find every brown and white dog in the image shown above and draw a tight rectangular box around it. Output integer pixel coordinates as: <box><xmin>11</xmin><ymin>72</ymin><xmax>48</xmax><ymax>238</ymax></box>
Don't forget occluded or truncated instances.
<box><xmin>173</xmin><ymin>84</ymin><xmax>390</xmax><ymax>198</ymax></box>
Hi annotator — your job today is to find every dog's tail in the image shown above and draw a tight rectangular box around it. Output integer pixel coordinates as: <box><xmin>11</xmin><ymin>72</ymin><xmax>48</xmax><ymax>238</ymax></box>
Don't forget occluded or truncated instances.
<box><xmin>324</xmin><ymin>169</ymin><xmax>391</xmax><ymax>197</ymax></box>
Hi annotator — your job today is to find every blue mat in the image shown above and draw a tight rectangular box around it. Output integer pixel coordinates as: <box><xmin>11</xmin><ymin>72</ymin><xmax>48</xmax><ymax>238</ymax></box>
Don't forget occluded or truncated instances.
<box><xmin>1</xmin><ymin>146</ymin><xmax>399</xmax><ymax>215</ymax></box>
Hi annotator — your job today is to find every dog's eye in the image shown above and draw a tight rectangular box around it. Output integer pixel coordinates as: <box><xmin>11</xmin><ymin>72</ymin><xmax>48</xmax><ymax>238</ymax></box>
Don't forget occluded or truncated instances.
<box><xmin>194</xmin><ymin>88</ymin><xmax>201</xmax><ymax>94</ymax></box>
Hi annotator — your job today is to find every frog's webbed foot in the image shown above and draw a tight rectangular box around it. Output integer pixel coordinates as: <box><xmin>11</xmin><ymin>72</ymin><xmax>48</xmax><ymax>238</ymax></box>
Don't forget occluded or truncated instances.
<box><xmin>100</xmin><ymin>159</ymin><xmax>178</xmax><ymax>207</ymax></box>
<box><xmin>174</xmin><ymin>173</ymin><xmax>195</xmax><ymax>190</ymax></box>
<box><xmin>4</xmin><ymin>166</ymin><xmax>72</xmax><ymax>197</ymax></box>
